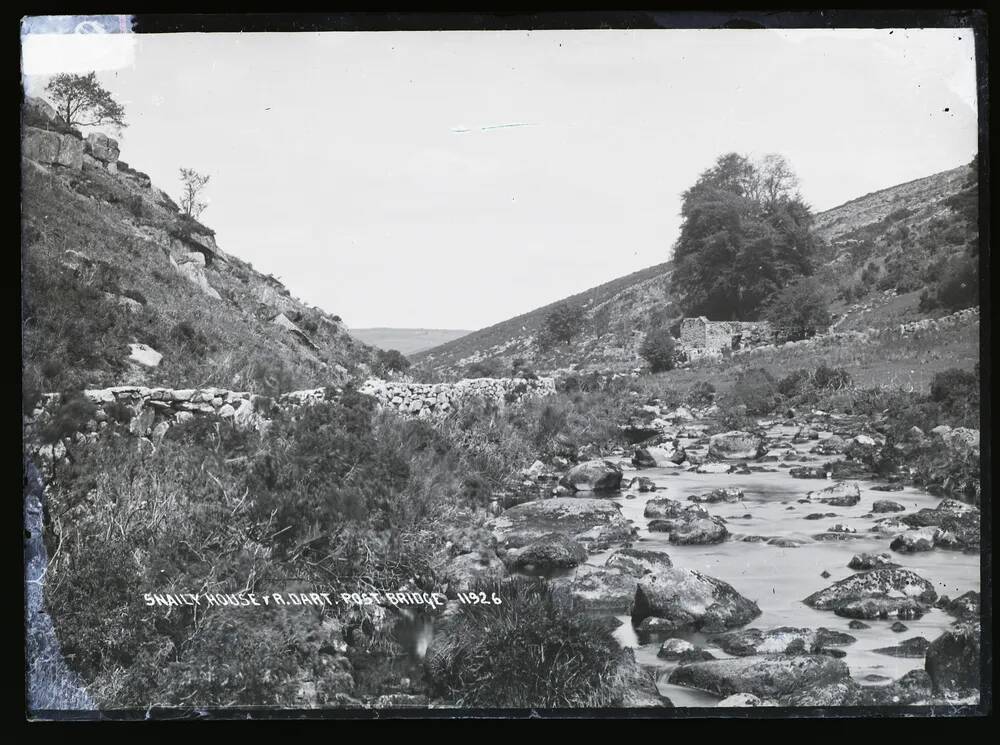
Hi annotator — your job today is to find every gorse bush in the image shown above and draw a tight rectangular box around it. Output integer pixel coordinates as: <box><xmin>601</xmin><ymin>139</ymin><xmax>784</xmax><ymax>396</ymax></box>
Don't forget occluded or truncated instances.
<box><xmin>639</xmin><ymin>326</ymin><xmax>678</xmax><ymax>372</ymax></box>
<box><xmin>425</xmin><ymin>578</ymin><xmax>631</xmax><ymax>707</ymax></box>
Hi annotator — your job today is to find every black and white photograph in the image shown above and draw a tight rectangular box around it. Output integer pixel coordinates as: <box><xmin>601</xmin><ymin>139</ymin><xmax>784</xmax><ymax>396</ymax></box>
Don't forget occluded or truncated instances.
<box><xmin>21</xmin><ymin>12</ymin><xmax>988</xmax><ymax>719</ymax></box>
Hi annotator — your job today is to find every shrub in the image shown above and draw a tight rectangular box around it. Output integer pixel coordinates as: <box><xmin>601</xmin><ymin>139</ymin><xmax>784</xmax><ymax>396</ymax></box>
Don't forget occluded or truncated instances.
<box><xmin>38</xmin><ymin>391</ymin><xmax>97</xmax><ymax>444</ymax></box>
<box><xmin>919</xmin><ymin>254</ymin><xmax>979</xmax><ymax>313</ymax></box>
<box><xmin>813</xmin><ymin>364</ymin><xmax>852</xmax><ymax>390</ymax></box>
<box><xmin>728</xmin><ymin>368</ymin><xmax>781</xmax><ymax>415</ymax></box>
<box><xmin>425</xmin><ymin>578</ymin><xmax>631</xmax><ymax>707</ymax></box>
<box><xmin>762</xmin><ymin>277</ymin><xmax>831</xmax><ymax>343</ymax></box>
<box><xmin>639</xmin><ymin>327</ymin><xmax>678</xmax><ymax>373</ymax></box>
<box><xmin>466</xmin><ymin>359</ymin><xmax>502</xmax><ymax>378</ymax></box>
<box><xmin>376</xmin><ymin>348</ymin><xmax>410</xmax><ymax>374</ymax></box>
<box><xmin>777</xmin><ymin>368</ymin><xmax>812</xmax><ymax>398</ymax></box>
<box><xmin>687</xmin><ymin>380</ymin><xmax>716</xmax><ymax>406</ymax></box>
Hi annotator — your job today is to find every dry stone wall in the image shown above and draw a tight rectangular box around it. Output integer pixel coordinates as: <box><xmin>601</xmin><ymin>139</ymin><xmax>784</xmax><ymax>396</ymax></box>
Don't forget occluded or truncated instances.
<box><xmin>24</xmin><ymin>376</ymin><xmax>557</xmax><ymax>461</ymax></box>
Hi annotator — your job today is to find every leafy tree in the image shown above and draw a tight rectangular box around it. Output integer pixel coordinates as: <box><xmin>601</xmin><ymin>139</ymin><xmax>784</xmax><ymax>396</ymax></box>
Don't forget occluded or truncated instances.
<box><xmin>377</xmin><ymin>348</ymin><xmax>411</xmax><ymax>374</ymax></box>
<box><xmin>639</xmin><ymin>326</ymin><xmax>678</xmax><ymax>372</ymax></box>
<box><xmin>762</xmin><ymin>277</ymin><xmax>832</xmax><ymax>342</ymax></box>
<box><xmin>179</xmin><ymin>168</ymin><xmax>211</xmax><ymax>219</ymax></box>
<box><xmin>670</xmin><ymin>153</ymin><xmax>817</xmax><ymax>320</ymax></box>
<box><xmin>44</xmin><ymin>72</ymin><xmax>127</xmax><ymax>129</ymax></box>
<box><xmin>538</xmin><ymin>303</ymin><xmax>586</xmax><ymax>349</ymax></box>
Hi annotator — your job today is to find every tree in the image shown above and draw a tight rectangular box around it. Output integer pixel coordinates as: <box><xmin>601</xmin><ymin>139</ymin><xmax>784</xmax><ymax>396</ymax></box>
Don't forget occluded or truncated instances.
<box><xmin>639</xmin><ymin>327</ymin><xmax>678</xmax><ymax>372</ymax></box>
<box><xmin>538</xmin><ymin>303</ymin><xmax>586</xmax><ymax>349</ymax></box>
<box><xmin>670</xmin><ymin>153</ymin><xmax>817</xmax><ymax>320</ymax></box>
<box><xmin>44</xmin><ymin>72</ymin><xmax>127</xmax><ymax>129</ymax></box>
<box><xmin>179</xmin><ymin>168</ymin><xmax>211</xmax><ymax>219</ymax></box>
<box><xmin>761</xmin><ymin>277</ymin><xmax>832</xmax><ymax>342</ymax></box>
<box><xmin>377</xmin><ymin>348</ymin><xmax>410</xmax><ymax>374</ymax></box>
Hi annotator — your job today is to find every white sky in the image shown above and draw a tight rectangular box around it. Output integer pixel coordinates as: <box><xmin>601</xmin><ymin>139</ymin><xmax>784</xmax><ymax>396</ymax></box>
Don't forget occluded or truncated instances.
<box><xmin>22</xmin><ymin>28</ymin><xmax>978</xmax><ymax>329</ymax></box>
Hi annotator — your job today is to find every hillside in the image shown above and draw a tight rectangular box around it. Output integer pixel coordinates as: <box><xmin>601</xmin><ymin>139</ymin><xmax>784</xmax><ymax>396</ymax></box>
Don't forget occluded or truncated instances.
<box><xmin>412</xmin><ymin>261</ymin><xmax>676</xmax><ymax>379</ymax></box>
<box><xmin>347</xmin><ymin>328</ymin><xmax>472</xmax><ymax>356</ymax></box>
<box><xmin>20</xmin><ymin>96</ymin><xmax>378</xmax><ymax>402</ymax></box>
<box><xmin>813</xmin><ymin>161</ymin><xmax>979</xmax><ymax>330</ymax></box>
<box><xmin>414</xmin><ymin>159</ymin><xmax>979</xmax><ymax>380</ymax></box>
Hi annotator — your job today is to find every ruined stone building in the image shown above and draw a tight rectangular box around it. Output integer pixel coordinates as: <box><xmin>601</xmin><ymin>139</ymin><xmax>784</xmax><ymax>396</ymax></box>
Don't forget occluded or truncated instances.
<box><xmin>678</xmin><ymin>317</ymin><xmax>773</xmax><ymax>359</ymax></box>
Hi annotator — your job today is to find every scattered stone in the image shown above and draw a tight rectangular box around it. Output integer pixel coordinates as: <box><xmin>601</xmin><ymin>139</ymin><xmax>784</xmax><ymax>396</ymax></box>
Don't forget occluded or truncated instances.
<box><xmin>689</xmin><ymin>487</ymin><xmax>743</xmax><ymax>504</ymax></box>
<box><xmin>872</xmin><ymin>499</ymin><xmax>905</xmax><ymax>513</ymax></box>
<box><xmin>128</xmin><ymin>343</ymin><xmax>162</xmax><ymax>368</ymax></box>
<box><xmin>627</xmin><ymin>476</ymin><xmax>657</xmax><ymax>493</ymax></box>
<box><xmin>890</xmin><ymin>528</ymin><xmax>938</xmax><ymax>554</ymax></box>
<box><xmin>848</xmin><ymin>620</ymin><xmax>870</xmax><ymax>630</ymax></box>
<box><xmin>789</xmin><ymin>466</ymin><xmax>828</xmax><ymax>479</ymax></box>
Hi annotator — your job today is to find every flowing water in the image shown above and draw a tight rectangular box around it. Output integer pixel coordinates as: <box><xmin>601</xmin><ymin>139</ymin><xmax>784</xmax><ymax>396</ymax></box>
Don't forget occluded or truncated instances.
<box><xmin>588</xmin><ymin>423</ymin><xmax>981</xmax><ymax>706</ymax></box>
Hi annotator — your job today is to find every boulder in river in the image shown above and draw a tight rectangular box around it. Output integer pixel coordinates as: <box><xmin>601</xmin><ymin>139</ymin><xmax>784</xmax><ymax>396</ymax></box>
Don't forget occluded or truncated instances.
<box><xmin>668</xmin><ymin>655</ymin><xmax>851</xmax><ymax>703</ymax></box>
<box><xmin>872</xmin><ymin>499</ymin><xmax>905</xmax><ymax>513</ymax></box>
<box><xmin>803</xmin><ymin>567</ymin><xmax>937</xmax><ymax>611</ymax></box>
<box><xmin>925</xmin><ymin>622</ymin><xmax>980</xmax><ymax>697</ymax></box>
<box><xmin>789</xmin><ymin>466</ymin><xmax>829</xmax><ymax>479</ymax></box>
<box><xmin>890</xmin><ymin>528</ymin><xmax>938</xmax><ymax>554</ymax></box>
<box><xmin>627</xmin><ymin>476</ymin><xmax>657</xmax><ymax>492</ymax></box>
<box><xmin>872</xmin><ymin>636</ymin><xmax>930</xmax><ymax>658</ymax></box>
<box><xmin>631</xmin><ymin>568</ymin><xmax>760</xmax><ymax>632</ymax></box>
<box><xmin>657</xmin><ymin>638</ymin><xmax>715</xmax><ymax>662</ymax></box>
<box><xmin>717</xmin><ymin>693</ymin><xmax>776</xmax><ymax>707</ymax></box>
<box><xmin>808</xmin><ymin>480</ymin><xmax>861</xmax><ymax>507</ymax></box>
<box><xmin>559</xmin><ymin>460</ymin><xmax>623</xmax><ymax>492</ymax></box>
<box><xmin>709</xmin><ymin>627</ymin><xmax>856</xmax><ymax>657</ymax></box>
<box><xmin>648</xmin><ymin>514</ymin><xmax>728</xmax><ymax>545</ymax></box>
<box><xmin>689</xmin><ymin>487</ymin><xmax>743</xmax><ymax>504</ymax></box>
<box><xmin>847</xmin><ymin>552</ymin><xmax>899</xmax><ymax>570</ymax></box>
<box><xmin>633</xmin><ymin>446</ymin><xmax>685</xmax><ymax>468</ymax></box>
<box><xmin>844</xmin><ymin>669</ymin><xmax>933</xmax><ymax>706</ymax></box>
<box><xmin>488</xmin><ymin>497</ymin><xmax>632</xmax><ymax>552</ymax></box>
<box><xmin>833</xmin><ymin>597</ymin><xmax>929</xmax><ymax>620</ymax></box>
<box><xmin>810</xmin><ymin>435</ymin><xmax>847</xmax><ymax>455</ymax></box>
<box><xmin>707</xmin><ymin>431</ymin><xmax>765</xmax><ymax>460</ymax></box>
<box><xmin>643</xmin><ymin>496</ymin><xmax>694</xmax><ymax>520</ymax></box>
<box><xmin>901</xmin><ymin>499</ymin><xmax>980</xmax><ymax>552</ymax></box>
<box><xmin>939</xmin><ymin>591</ymin><xmax>980</xmax><ymax>621</ymax></box>
<box><xmin>506</xmin><ymin>533</ymin><xmax>588</xmax><ymax>571</ymax></box>
<box><xmin>550</xmin><ymin>566</ymin><xmax>638</xmax><ymax>612</ymax></box>
<box><xmin>605</xmin><ymin>547</ymin><xmax>673</xmax><ymax>577</ymax></box>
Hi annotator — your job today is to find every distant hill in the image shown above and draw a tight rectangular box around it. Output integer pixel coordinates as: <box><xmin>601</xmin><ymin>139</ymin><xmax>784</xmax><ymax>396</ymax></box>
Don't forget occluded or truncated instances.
<box><xmin>414</xmin><ymin>160</ymin><xmax>978</xmax><ymax>379</ymax></box>
<box><xmin>347</xmin><ymin>328</ymin><xmax>472</xmax><ymax>356</ymax></box>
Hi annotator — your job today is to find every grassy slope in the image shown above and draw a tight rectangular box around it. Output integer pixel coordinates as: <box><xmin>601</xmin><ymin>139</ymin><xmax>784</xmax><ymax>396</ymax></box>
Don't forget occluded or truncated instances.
<box><xmin>21</xmin><ymin>150</ymin><xmax>378</xmax><ymax>397</ymax></box>
<box><xmin>415</xmin><ymin>161</ymin><xmax>978</xmax><ymax>380</ymax></box>
<box><xmin>412</xmin><ymin>261</ymin><xmax>675</xmax><ymax>378</ymax></box>
<box><xmin>347</xmin><ymin>328</ymin><xmax>473</xmax><ymax>356</ymax></box>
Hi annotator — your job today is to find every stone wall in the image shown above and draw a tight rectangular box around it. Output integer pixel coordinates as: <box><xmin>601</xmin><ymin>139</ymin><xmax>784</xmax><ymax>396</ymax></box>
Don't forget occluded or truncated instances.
<box><xmin>23</xmin><ymin>376</ymin><xmax>556</xmax><ymax>461</ymax></box>
<box><xmin>679</xmin><ymin>317</ymin><xmax>773</xmax><ymax>359</ymax></box>
<box><xmin>358</xmin><ymin>376</ymin><xmax>556</xmax><ymax>418</ymax></box>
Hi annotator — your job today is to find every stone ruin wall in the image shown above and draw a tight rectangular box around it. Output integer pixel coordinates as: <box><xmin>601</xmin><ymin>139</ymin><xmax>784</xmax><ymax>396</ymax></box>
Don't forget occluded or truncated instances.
<box><xmin>678</xmin><ymin>317</ymin><xmax>774</xmax><ymax>360</ymax></box>
<box><xmin>24</xmin><ymin>376</ymin><xmax>557</xmax><ymax>462</ymax></box>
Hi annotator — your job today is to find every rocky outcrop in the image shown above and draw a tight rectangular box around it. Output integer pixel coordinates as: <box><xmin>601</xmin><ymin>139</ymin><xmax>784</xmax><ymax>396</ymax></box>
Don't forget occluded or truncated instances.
<box><xmin>84</xmin><ymin>132</ymin><xmax>120</xmax><ymax>164</ymax></box>
<box><xmin>631</xmin><ymin>568</ymin><xmax>760</xmax><ymax>632</ymax></box>
<box><xmin>23</xmin><ymin>126</ymin><xmax>84</xmax><ymax>169</ymax></box>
